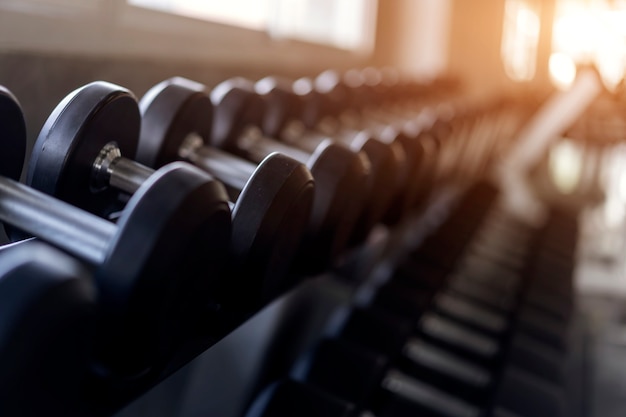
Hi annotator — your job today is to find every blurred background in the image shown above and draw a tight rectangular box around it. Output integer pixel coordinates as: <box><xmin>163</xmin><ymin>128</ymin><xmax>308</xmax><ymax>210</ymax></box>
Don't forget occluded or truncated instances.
<box><xmin>2</xmin><ymin>0</ymin><xmax>626</xmax><ymax>415</ymax></box>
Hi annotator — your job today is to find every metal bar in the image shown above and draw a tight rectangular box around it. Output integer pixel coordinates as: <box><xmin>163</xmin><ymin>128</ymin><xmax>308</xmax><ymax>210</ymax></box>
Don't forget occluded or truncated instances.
<box><xmin>246</xmin><ymin>135</ymin><xmax>311</xmax><ymax>165</ymax></box>
<box><xmin>189</xmin><ymin>146</ymin><xmax>255</xmax><ymax>192</ymax></box>
<box><xmin>109</xmin><ymin>157</ymin><xmax>153</xmax><ymax>194</ymax></box>
<box><xmin>0</xmin><ymin>177</ymin><xmax>115</xmax><ymax>265</ymax></box>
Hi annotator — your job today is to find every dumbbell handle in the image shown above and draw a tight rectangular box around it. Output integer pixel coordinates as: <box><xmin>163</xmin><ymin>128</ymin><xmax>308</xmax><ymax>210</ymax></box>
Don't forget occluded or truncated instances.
<box><xmin>235</xmin><ymin>127</ymin><xmax>315</xmax><ymax>166</ymax></box>
<box><xmin>91</xmin><ymin>137</ymin><xmax>256</xmax><ymax>198</ymax></box>
<box><xmin>107</xmin><ymin>157</ymin><xmax>153</xmax><ymax>194</ymax></box>
<box><xmin>92</xmin><ymin>142</ymin><xmax>153</xmax><ymax>195</ymax></box>
<box><xmin>0</xmin><ymin>177</ymin><xmax>115</xmax><ymax>264</ymax></box>
<box><xmin>181</xmin><ymin>133</ymin><xmax>258</xmax><ymax>191</ymax></box>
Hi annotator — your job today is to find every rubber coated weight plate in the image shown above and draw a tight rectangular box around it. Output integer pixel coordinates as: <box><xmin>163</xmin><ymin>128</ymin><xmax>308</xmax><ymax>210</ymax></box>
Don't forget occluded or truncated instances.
<box><xmin>94</xmin><ymin>161</ymin><xmax>231</xmax><ymax>376</ymax></box>
<box><xmin>384</xmin><ymin>134</ymin><xmax>425</xmax><ymax>224</ymax></box>
<box><xmin>232</xmin><ymin>152</ymin><xmax>314</xmax><ymax>304</ymax></box>
<box><xmin>350</xmin><ymin>136</ymin><xmax>400</xmax><ymax>242</ymax></box>
<box><xmin>210</xmin><ymin>77</ymin><xmax>265</xmax><ymax>151</ymax></box>
<box><xmin>137</xmin><ymin>77</ymin><xmax>211</xmax><ymax>168</ymax></box>
<box><xmin>254</xmin><ymin>76</ymin><xmax>304</xmax><ymax>139</ymax></box>
<box><xmin>0</xmin><ymin>86</ymin><xmax>26</xmax><ymax>181</ymax></box>
<box><xmin>0</xmin><ymin>240</ymin><xmax>95</xmax><ymax>416</ymax></box>
<box><xmin>252</xmin><ymin>78</ymin><xmax>369</xmax><ymax>268</ymax></box>
<box><xmin>301</xmin><ymin>142</ymin><xmax>369</xmax><ymax>270</ymax></box>
<box><xmin>27</xmin><ymin>82</ymin><xmax>140</xmax><ymax>218</ymax></box>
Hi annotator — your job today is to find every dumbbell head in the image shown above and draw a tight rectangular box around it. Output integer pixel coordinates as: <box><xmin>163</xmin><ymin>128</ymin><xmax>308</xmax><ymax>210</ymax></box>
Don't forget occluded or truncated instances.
<box><xmin>0</xmin><ymin>86</ymin><xmax>26</xmax><ymax>181</ymax></box>
<box><xmin>314</xmin><ymin>70</ymin><xmax>352</xmax><ymax>114</ymax></box>
<box><xmin>27</xmin><ymin>82</ymin><xmax>232</xmax><ymax>376</ymax></box>
<box><xmin>294</xmin><ymin>76</ymin><xmax>403</xmax><ymax>239</ymax></box>
<box><xmin>344</xmin><ymin>68</ymin><xmax>381</xmax><ymax>107</ymax></box>
<box><xmin>212</xmin><ymin>78</ymin><xmax>364</xmax><ymax>269</ymax></box>
<box><xmin>255</xmin><ymin>76</ymin><xmax>304</xmax><ymax>139</ymax></box>
<box><xmin>253</xmin><ymin>77</ymin><xmax>371</xmax><ymax>269</ymax></box>
<box><xmin>137</xmin><ymin>77</ymin><xmax>315</xmax><ymax>303</ymax></box>
<box><xmin>293</xmin><ymin>76</ymin><xmax>339</xmax><ymax>130</ymax></box>
<box><xmin>210</xmin><ymin>77</ymin><xmax>266</xmax><ymax>151</ymax></box>
<box><xmin>319</xmin><ymin>70</ymin><xmax>429</xmax><ymax>224</ymax></box>
<box><xmin>0</xmin><ymin>240</ymin><xmax>95</xmax><ymax>416</ymax></box>
<box><xmin>27</xmin><ymin>82</ymin><xmax>144</xmax><ymax>217</ymax></box>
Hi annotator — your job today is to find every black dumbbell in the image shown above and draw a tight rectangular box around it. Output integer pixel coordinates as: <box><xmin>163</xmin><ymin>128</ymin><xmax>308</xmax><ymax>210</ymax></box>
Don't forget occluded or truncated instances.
<box><xmin>215</xmin><ymin>76</ymin><xmax>371</xmax><ymax>269</ymax></box>
<box><xmin>0</xmin><ymin>240</ymin><xmax>95</xmax><ymax>417</ymax></box>
<box><xmin>344</xmin><ymin>71</ymin><xmax>491</xmax><ymax>189</ymax></box>
<box><xmin>322</xmin><ymin>69</ymin><xmax>445</xmax><ymax>208</ymax></box>
<box><xmin>341</xmin><ymin>68</ymin><xmax>445</xmax><ymax>207</ymax></box>
<box><xmin>5</xmin><ymin>82</ymin><xmax>232</xmax><ymax>381</ymax></box>
<box><xmin>137</xmin><ymin>77</ymin><xmax>317</xmax><ymax>300</ymax></box>
<box><xmin>315</xmin><ymin>69</ymin><xmax>434</xmax><ymax>222</ymax></box>
<box><xmin>281</xmin><ymin>77</ymin><xmax>406</xmax><ymax>241</ymax></box>
<box><xmin>141</xmin><ymin>76</ymin><xmax>370</xmax><ymax>271</ymax></box>
<box><xmin>137</xmin><ymin>78</ymin><xmax>366</xmax><ymax>270</ymax></box>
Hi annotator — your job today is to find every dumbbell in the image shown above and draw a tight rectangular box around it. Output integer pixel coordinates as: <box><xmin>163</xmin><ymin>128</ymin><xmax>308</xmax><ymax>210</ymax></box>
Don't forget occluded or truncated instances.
<box><xmin>27</xmin><ymin>81</ymin><xmax>312</xmax><ymax>313</ymax></box>
<box><xmin>0</xmin><ymin>239</ymin><xmax>95</xmax><ymax>417</ymax></box>
<box><xmin>317</xmin><ymin>69</ymin><xmax>433</xmax><ymax>209</ymax></box>
<box><xmin>357</xmin><ymin>68</ymin><xmax>446</xmax><ymax>207</ymax></box>
<box><xmin>137</xmin><ymin>79</ymin><xmax>315</xmax><ymax>299</ymax></box>
<box><xmin>253</xmin><ymin>75</ymin><xmax>401</xmax><ymax>246</ymax></box>
<box><xmin>3</xmin><ymin>83</ymin><xmax>232</xmax><ymax>381</ymax></box>
<box><xmin>136</xmin><ymin>77</ymin><xmax>366</xmax><ymax>274</ymax></box>
<box><xmin>344</xmin><ymin>70</ymin><xmax>501</xmax><ymax>188</ymax></box>
<box><xmin>276</xmin><ymin>78</ymin><xmax>406</xmax><ymax>241</ymax></box>
<box><xmin>219</xmin><ymin>76</ymin><xmax>370</xmax><ymax>269</ymax></box>
<box><xmin>244</xmin><ymin>76</ymin><xmax>372</xmax><ymax>262</ymax></box>
<box><xmin>316</xmin><ymin>70</ymin><xmax>445</xmax><ymax>216</ymax></box>
<box><xmin>351</xmin><ymin>69</ymin><xmax>506</xmax><ymax>189</ymax></box>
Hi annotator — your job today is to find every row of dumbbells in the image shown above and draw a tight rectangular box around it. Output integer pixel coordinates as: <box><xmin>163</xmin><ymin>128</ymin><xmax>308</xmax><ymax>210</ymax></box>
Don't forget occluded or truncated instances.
<box><xmin>243</xmin><ymin>183</ymin><xmax>579</xmax><ymax>417</ymax></box>
<box><xmin>0</xmin><ymin>67</ymin><xmax>528</xmax><ymax>416</ymax></box>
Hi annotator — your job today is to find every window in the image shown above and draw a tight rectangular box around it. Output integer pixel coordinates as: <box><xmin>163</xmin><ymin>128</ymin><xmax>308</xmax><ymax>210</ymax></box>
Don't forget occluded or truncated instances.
<box><xmin>0</xmin><ymin>0</ymin><xmax>376</xmax><ymax>71</ymax></box>
<box><xmin>128</xmin><ymin>0</ymin><xmax>270</xmax><ymax>30</ymax></box>
<box><xmin>127</xmin><ymin>0</ymin><xmax>377</xmax><ymax>51</ymax></box>
<box><xmin>501</xmin><ymin>0</ymin><xmax>541</xmax><ymax>82</ymax></box>
<box><xmin>551</xmin><ymin>0</ymin><xmax>626</xmax><ymax>90</ymax></box>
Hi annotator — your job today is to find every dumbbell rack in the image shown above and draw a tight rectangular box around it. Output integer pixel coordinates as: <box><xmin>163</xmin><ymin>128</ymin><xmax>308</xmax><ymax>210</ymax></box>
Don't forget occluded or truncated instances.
<box><xmin>0</xmin><ymin>68</ymin><xmax>594</xmax><ymax>417</ymax></box>
<box><xmin>111</xmin><ymin>180</ymin><xmax>589</xmax><ymax>417</ymax></box>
